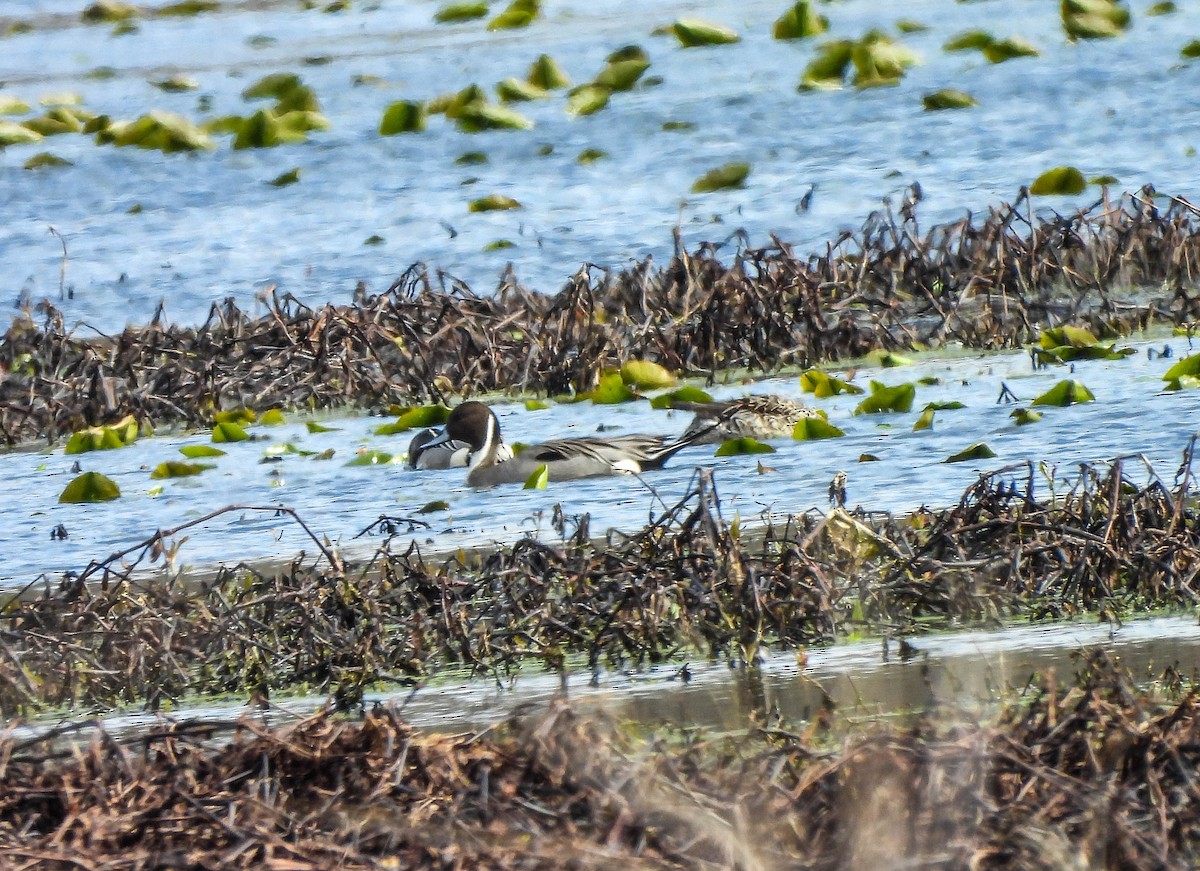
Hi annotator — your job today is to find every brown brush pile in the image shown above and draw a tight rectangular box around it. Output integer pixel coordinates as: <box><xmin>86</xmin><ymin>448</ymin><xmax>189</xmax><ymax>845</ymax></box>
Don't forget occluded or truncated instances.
<box><xmin>3</xmin><ymin>186</ymin><xmax>1200</xmax><ymax>445</ymax></box>
<box><xmin>1</xmin><ymin>652</ymin><xmax>1197</xmax><ymax>870</ymax></box>
<box><xmin>3</xmin><ymin>448</ymin><xmax>1198</xmax><ymax>717</ymax></box>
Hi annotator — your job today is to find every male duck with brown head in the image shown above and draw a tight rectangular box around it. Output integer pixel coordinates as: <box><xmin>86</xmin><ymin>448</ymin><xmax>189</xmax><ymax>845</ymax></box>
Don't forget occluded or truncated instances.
<box><xmin>427</xmin><ymin>401</ymin><xmax>709</xmax><ymax>487</ymax></box>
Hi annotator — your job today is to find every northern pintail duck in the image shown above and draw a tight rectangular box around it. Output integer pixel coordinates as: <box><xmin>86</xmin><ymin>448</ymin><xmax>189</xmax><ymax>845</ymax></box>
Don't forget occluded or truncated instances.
<box><xmin>675</xmin><ymin>394</ymin><xmax>819</xmax><ymax>444</ymax></box>
<box><xmin>407</xmin><ymin>425</ymin><xmax>513</xmax><ymax>470</ymax></box>
<box><xmin>427</xmin><ymin>400</ymin><xmax>708</xmax><ymax>487</ymax></box>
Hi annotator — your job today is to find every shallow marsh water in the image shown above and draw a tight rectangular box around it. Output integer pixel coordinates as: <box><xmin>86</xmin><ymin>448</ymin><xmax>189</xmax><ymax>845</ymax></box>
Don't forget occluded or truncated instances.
<box><xmin>0</xmin><ymin>0</ymin><xmax>1199</xmax><ymax>328</ymax></box>
<box><xmin>2</xmin><ymin>334</ymin><xmax>1197</xmax><ymax>587</ymax></box>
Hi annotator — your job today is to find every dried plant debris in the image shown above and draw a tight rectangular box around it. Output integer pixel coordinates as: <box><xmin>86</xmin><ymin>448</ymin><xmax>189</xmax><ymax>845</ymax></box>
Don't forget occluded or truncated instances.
<box><xmin>5</xmin><ymin>442</ymin><xmax>1200</xmax><ymax>716</ymax></box>
<box><xmin>4</xmin><ymin>186</ymin><xmax>1200</xmax><ymax>446</ymax></box>
<box><xmin>1</xmin><ymin>653</ymin><xmax>1199</xmax><ymax>869</ymax></box>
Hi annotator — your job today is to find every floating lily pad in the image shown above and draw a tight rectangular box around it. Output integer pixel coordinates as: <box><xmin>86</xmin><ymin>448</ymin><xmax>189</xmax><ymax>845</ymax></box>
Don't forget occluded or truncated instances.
<box><xmin>527</xmin><ymin>54</ymin><xmax>571</xmax><ymax>89</ymax></box>
<box><xmin>1162</xmin><ymin>353</ymin><xmax>1200</xmax><ymax>389</ymax></box>
<box><xmin>662</xmin><ymin>120</ymin><xmax>695</xmax><ymax>131</ymax></box>
<box><xmin>690</xmin><ymin>162</ymin><xmax>750</xmax><ymax>193</ymax></box>
<box><xmin>59</xmin><ymin>471</ymin><xmax>120</xmax><ymax>503</ymax></box>
<box><xmin>872</xmin><ymin>350</ymin><xmax>912</xmax><ymax>367</ymax></box>
<box><xmin>260</xmin><ymin>409</ymin><xmax>286</xmax><ymax>425</ymax></box>
<box><xmin>1010</xmin><ymin>408</ymin><xmax>1043</xmax><ymax>425</ymax></box>
<box><xmin>944</xmin><ymin>30</ymin><xmax>995</xmax><ymax>51</ymax></box>
<box><xmin>912</xmin><ymin>407</ymin><xmax>935</xmax><ymax>431</ymax></box>
<box><xmin>1062</xmin><ymin>0</ymin><xmax>1130</xmax><ymax>40</ymax></box>
<box><xmin>268</xmin><ymin>168</ymin><xmax>301</xmax><ymax>187</ymax></box>
<box><xmin>469</xmin><ymin>194</ymin><xmax>522</xmax><ymax>212</ymax></box>
<box><xmin>577</xmin><ymin>148</ymin><xmax>608</xmax><ymax>164</ymax></box>
<box><xmin>434</xmin><ymin>1</ymin><xmax>488</xmax><ymax>23</ymax></box>
<box><xmin>456</xmin><ymin>102</ymin><xmax>533</xmax><ymax>132</ymax></box>
<box><xmin>66</xmin><ymin>416</ymin><xmax>140</xmax><ymax>454</ymax></box>
<box><xmin>306</xmin><ymin>421</ymin><xmax>340</xmax><ymax>433</ymax></box>
<box><xmin>800</xmin><ymin>369</ymin><xmax>864</xmax><ymax>397</ymax></box>
<box><xmin>850</xmin><ymin>31</ymin><xmax>919</xmax><ymax>88</ymax></box>
<box><xmin>855</xmin><ymin>381</ymin><xmax>916</xmax><ymax>414</ymax></box>
<box><xmin>566</xmin><ymin>85</ymin><xmax>611</xmax><ymax>117</ymax></box>
<box><xmin>800</xmin><ymin>40</ymin><xmax>855</xmax><ymax>89</ymax></box>
<box><xmin>484</xmin><ymin>239</ymin><xmax>515</xmax><ymax>251</ymax></box>
<box><xmin>715</xmin><ymin>437</ymin><xmax>776</xmax><ymax>456</ymax></box>
<box><xmin>375</xmin><ymin>405</ymin><xmax>451</xmax><ymax>434</ymax></box>
<box><xmin>1030</xmin><ymin>166</ymin><xmax>1086</xmax><ymax>196</ymax></box>
<box><xmin>82</xmin><ymin>0</ymin><xmax>137</xmax><ymax>22</ymax></box>
<box><xmin>418</xmin><ymin>500</ymin><xmax>450</xmax><ymax>513</ymax></box>
<box><xmin>496</xmin><ymin>77</ymin><xmax>549</xmax><ymax>102</ymax></box>
<box><xmin>859</xmin><ymin>453</ymin><xmax>880</xmax><ymax>462</ymax></box>
<box><xmin>346</xmin><ymin>451</ymin><xmax>395</xmax><ymax>466</ymax></box>
<box><xmin>792</xmin><ymin>418</ymin><xmax>845</xmax><ymax>440</ymax></box>
<box><xmin>24</xmin><ymin>152</ymin><xmax>72</xmax><ymax>170</ymax></box>
<box><xmin>488</xmin><ymin>0</ymin><xmax>539</xmax><ymax>30</ymax></box>
<box><xmin>524</xmin><ymin>463</ymin><xmax>549</xmax><ymax>488</ymax></box>
<box><xmin>896</xmin><ymin>19</ymin><xmax>929</xmax><ymax>33</ymax></box>
<box><xmin>926</xmin><ymin>401</ymin><xmax>966</xmax><ymax>411</ymax></box>
<box><xmin>525</xmin><ymin>399</ymin><xmax>551</xmax><ymax>411</ymax></box>
<box><xmin>151</xmin><ymin>74</ymin><xmax>200</xmax><ymax>92</ymax></box>
<box><xmin>456</xmin><ymin>150</ymin><xmax>488</xmax><ymax>165</ymax></box>
<box><xmin>150</xmin><ymin>461</ymin><xmax>214</xmax><ymax>479</ymax></box>
<box><xmin>774</xmin><ymin>1</ymin><xmax>827</xmax><ymax>39</ymax></box>
<box><xmin>1031</xmin><ymin>379</ymin><xmax>1095</xmax><ymax>406</ymax></box>
<box><xmin>594</xmin><ymin>58</ymin><xmax>650</xmax><ymax>92</ymax></box>
<box><xmin>180</xmin><ymin>445</ymin><xmax>226</xmax><ymax>457</ymax></box>
<box><xmin>0</xmin><ymin>97</ymin><xmax>30</xmax><ymax>116</ymax></box>
<box><xmin>212</xmin><ymin>421</ymin><xmax>250</xmax><ymax>443</ymax></box>
<box><xmin>1182</xmin><ymin>40</ymin><xmax>1200</xmax><ymax>59</ymax></box>
<box><xmin>621</xmin><ymin>359</ymin><xmax>676</xmax><ymax>390</ymax></box>
<box><xmin>0</xmin><ymin>121</ymin><xmax>43</xmax><ymax>146</ymax></box>
<box><xmin>944</xmin><ymin>442</ymin><xmax>997</xmax><ymax>463</ymax></box>
<box><xmin>380</xmin><ymin>100</ymin><xmax>427</xmax><ymax>134</ymax></box>
<box><xmin>156</xmin><ymin>0</ymin><xmax>220</xmax><ymax>15</ymax></box>
<box><xmin>1148</xmin><ymin>1</ymin><xmax>1176</xmax><ymax>14</ymax></box>
<box><xmin>589</xmin><ymin>371</ymin><xmax>638</xmax><ymax>404</ymax></box>
<box><xmin>1035</xmin><ymin>325</ymin><xmax>1133</xmax><ymax>363</ymax></box>
<box><xmin>923</xmin><ymin>89</ymin><xmax>977</xmax><ymax>110</ymax></box>
<box><xmin>99</xmin><ymin>110</ymin><xmax>215</xmax><ymax>152</ymax></box>
<box><xmin>672</xmin><ymin>18</ymin><xmax>740</xmax><ymax>47</ymax></box>
<box><xmin>982</xmin><ymin>37</ymin><xmax>1040</xmax><ymax>63</ymax></box>
<box><xmin>242</xmin><ymin>72</ymin><xmax>302</xmax><ymax>101</ymax></box>
<box><xmin>650</xmin><ymin>386</ymin><xmax>715</xmax><ymax>409</ymax></box>
<box><xmin>214</xmin><ymin>408</ymin><xmax>256</xmax><ymax>425</ymax></box>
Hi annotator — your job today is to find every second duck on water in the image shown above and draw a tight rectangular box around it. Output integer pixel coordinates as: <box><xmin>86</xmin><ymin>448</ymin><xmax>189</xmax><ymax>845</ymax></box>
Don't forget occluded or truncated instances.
<box><xmin>425</xmin><ymin>401</ymin><xmax>708</xmax><ymax>487</ymax></box>
<box><xmin>675</xmin><ymin>394</ymin><xmax>820</xmax><ymax>444</ymax></box>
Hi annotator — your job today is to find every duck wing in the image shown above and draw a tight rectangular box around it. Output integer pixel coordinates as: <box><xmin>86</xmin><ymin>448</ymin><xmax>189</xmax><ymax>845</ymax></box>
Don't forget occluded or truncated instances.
<box><xmin>528</xmin><ymin>434</ymin><xmax>668</xmax><ymax>465</ymax></box>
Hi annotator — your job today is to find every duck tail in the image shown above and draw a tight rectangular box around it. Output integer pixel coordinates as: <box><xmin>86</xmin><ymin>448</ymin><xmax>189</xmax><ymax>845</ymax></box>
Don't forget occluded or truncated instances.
<box><xmin>644</xmin><ymin>417</ymin><xmax>723</xmax><ymax>469</ymax></box>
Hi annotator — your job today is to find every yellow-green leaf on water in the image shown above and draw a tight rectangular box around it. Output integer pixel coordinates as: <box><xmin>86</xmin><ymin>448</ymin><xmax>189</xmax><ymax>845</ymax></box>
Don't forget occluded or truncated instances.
<box><xmin>456</xmin><ymin>102</ymin><xmax>533</xmax><ymax>132</ymax></box>
<box><xmin>307</xmin><ymin>421</ymin><xmax>340</xmax><ymax>433</ymax></box>
<box><xmin>566</xmin><ymin>85</ymin><xmax>611</xmax><ymax>117</ymax></box>
<box><xmin>943</xmin><ymin>442</ymin><xmax>997</xmax><ymax>463</ymax></box>
<box><xmin>896</xmin><ymin>19</ymin><xmax>929</xmax><ymax>33</ymax></box>
<box><xmin>588</xmin><ymin>371</ymin><xmax>637</xmax><ymax>404</ymax></box>
<box><xmin>593</xmin><ymin>59</ymin><xmax>650</xmax><ymax>92</ymax></box>
<box><xmin>214</xmin><ymin>408</ymin><xmax>256</xmax><ymax>425</ymax></box>
<box><xmin>851</xmin><ymin>31</ymin><xmax>919</xmax><ymax>88</ymax></box>
<box><xmin>24</xmin><ymin>152</ymin><xmax>72</xmax><ymax>170</ymax></box>
<box><xmin>923</xmin><ymin>89</ymin><xmax>977</xmax><ymax>110</ymax></box>
<box><xmin>577</xmin><ymin>148</ymin><xmax>608</xmax><ymax>164</ymax></box>
<box><xmin>260</xmin><ymin>409</ymin><xmax>286</xmax><ymax>426</ymax></box>
<box><xmin>982</xmin><ymin>37</ymin><xmax>1040</xmax><ymax>63</ymax></box>
<box><xmin>82</xmin><ymin>0</ymin><xmax>138</xmax><ymax>22</ymax></box>
<box><xmin>1040</xmin><ymin>325</ymin><xmax>1098</xmax><ymax>348</ymax></box>
<box><xmin>662</xmin><ymin>120</ymin><xmax>695</xmax><ymax>131</ymax></box>
<box><xmin>496</xmin><ymin>77</ymin><xmax>549</xmax><ymax>103</ymax></box>
<box><xmin>525</xmin><ymin>399</ymin><xmax>551</xmax><ymax>411</ymax></box>
<box><xmin>912</xmin><ymin>407</ymin><xmax>935</xmax><ymax>431</ymax></box>
<box><xmin>65</xmin><ymin>415</ymin><xmax>140</xmax><ymax>454</ymax></box>
<box><xmin>926</xmin><ymin>401</ymin><xmax>966</xmax><ymax>411</ymax></box>
<box><xmin>524</xmin><ymin>463</ymin><xmax>549</xmax><ymax>488</ymax></box>
<box><xmin>944</xmin><ymin>30</ymin><xmax>995</xmax><ymax>51</ymax></box>
<box><xmin>264</xmin><ymin>442</ymin><xmax>314</xmax><ymax>457</ymax></box>
<box><xmin>484</xmin><ymin>239</ymin><xmax>515</xmax><ymax>251</ymax></box>
<box><xmin>792</xmin><ymin>417</ymin><xmax>845</xmax><ymax>440</ymax></box>
<box><xmin>690</xmin><ymin>162</ymin><xmax>750</xmax><ymax>193</ymax></box>
<box><xmin>1062</xmin><ymin>0</ymin><xmax>1130</xmax><ymax>40</ymax></box>
<box><xmin>0</xmin><ymin>121</ymin><xmax>43</xmax><ymax>146</ymax></box>
<box><xmin>268</xmin><ymin>168</ymin><xmax>301</xmax><ymax>187</ymax></box>
<box><xmin>1011</xmin><ymin>408</ymin><xmax>1043</xmax><ymax>425</ymax></box>
<box><xmin>456</xmin><ymin>150</ymin><xmax>488</xmax><ymax>165</ymax></box>
<box><xmin>854</xmin><ymin>381</ymin><xmax>916</xmax><ymax>414</ymax></box>
<box><xmin>800</xmin><ymin>40</ymin><xmax>854</xmax><ymax>89</ymax></box>
<box><xmin>872</xmin><ymin>350</ymin><xmax>912</xmax><ymax>367</ymax></box>
<box><xmin>1148</xmin><ymin>1</ymin><xmax>1176</xmax><ymax>14</ymax></box>
<box><xmin>1163</xmin><ymin>353</ymin><xmax>1200</xmax><ymax>386</ymax></box>
<box><xmin>434</xmin><ymin>1</ymin><xmax>488</xmax><ymax>23</ymax></box>
<box><xmin>621</xmin><ymin>359</ymin><xmax>676</xmax><ymax>390</ymax></box>
<box><xmin>1030</xmin><ymin>166</ymin><xmax>1086</xmax><ymax>196</ymax></box>
<box><xmin>180</xmin><ymin>444</ymin><xmax>226</xmax><ymax>457</ymax></box>
<box><xmin>1091</xmin><ymin>175</ymin><xmax>1120</xmax><ymax>185</ymax></box>
<box><xmin>212</xmin><ymin>421</ymin><xmax>250</xmax><ymax>443</ymax></box>
<box><xmin>380</xmin><ymin>100</ymin><xmax>427</xmax><ymax>134</ymax></box>
<box><xmin>527</xmin><ymin>54</ymin><xmax>571</xmax><ymax>90</ymax></box>
<box><xmin>151</xmin><ymin>75</ymin><xmax>200</xmax><ymax>92</ymax></box>
<box><xmin>155</xmin><ymin>0</ymin><xmax>220</xmax><ymax>15</ymax></box>
<box><xmin>59</xmin><ymin>471</ymin><xmax>121</xmax><ymax>503</ymax></box>
<box><xmin>364</xmin><ymin>234</ymin><xmax>384</xmax><ymax>246</ymax></box>
<box><xmin>650</xmin><ymin>386</ymin><xmax>714</xmax><ymax>409</ymax></box>
<box><xmin>488</xmin><ymin>0</ymin><xmax>539</xmax><ymax>30</ymax></box>
<box><xmin>672</xmin><ymin>18</ymin><xmax>740</xmax><ymax>47</ymax></box>
<box><xmin>346</xmin><ymin>450</ymin><xmax>395</xmax><ymax>466</ymax></box>
<box><xmin>0</xmin><ymin>97</ymin><xmax>31</xmax><ymax>115</ymax></box>
<box><xmin>22</xmin><ymin>116</ymin><xmax>76</xmax><ymax>137</ymax></box>
<box><xmin>469</xmin><ymin>194</ymin><xmax>522</xmax><ymax>212</ymax></box>
<box><xmin>419</xmin><ymin>500</ymin><xmax>450</xmax><ymax>513</ymax></box>
<box><xmin>230</xmin><ymin>109</ymin><xmax>302</xmax><ymax>149</ymax></box>
<box><xmin>715</xmin><ymin>437</ymin><xmax>775</xmax><ymax>456</ymax></box>
<box><xmin>1182</xmin><ymin>40</ymin><xmax>1200</xmax><ymax>59</ymax></box>
<box><xmin>150</xmin><ymin>461</ymin><xmax>214</xmax><ymax>479</ymax></box>
<box><xmin>800</xmin><ymin>369</ymin><xmax>864</xmax><ymax>397</ymax></box>
<box><xmin>1031</xmin><ymin>379</ymin><xmax>1095</xmax><ymax>406</ymax></box>
<box><xmin>774</xmin><ymin>1</ymin><xmax>828</xmax><ymax>40</ymax></box>
<box><xmin>859</xmin><ymin>453</ymin><xmax>880</xmax><ymax>462</ymax></box>
<box><xmin>242</xmin><ymin>72</ymin><xmax>301</xmax><ymax>101</ymax></box>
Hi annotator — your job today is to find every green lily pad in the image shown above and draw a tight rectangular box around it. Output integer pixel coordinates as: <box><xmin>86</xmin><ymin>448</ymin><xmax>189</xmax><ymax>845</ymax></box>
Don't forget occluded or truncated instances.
<box><xmin>594</xmin><ymin>59</ymin><xmax>650</xmax><ymax>92</ymax></box>
<box><xmin>212</xmin><ymin>421</ymin><xmax>250</xmax><ymax>443</ymax></box>
<box><xmin>346</xmin><ymin>451</ymin><xmax>395</xmax><ymax>466</ymax></box>
<box><xmin>306</xmin><ymin>421</ymin><xmax>340</xmax><ymax>433</ymax></box>
<box><xmin>1182</xmin><ymin>40</ymin><xmax>1200</xmax><ymax>59</ymax></box>
<box><xmin>923</xmin><ymin>89</ymin><xmax>977</xmax><ymax>110</ymax></box>
<box><xmin>524</xmin><ymin>463</ymin><xmax>549</xmax><ymax>488</ymax></box>
<box><xmin>1010</xmin><ymin>408</ymin><xmax>1043</xmax><ymax>425</ymax></box>
<box><xmin>150</xmin><ymin>461</ymin><xmax>214</xmax><ymax>479</ymax></box>
<box><xmin>59</xmin><ymin>471</ymin><xmax>121</xmax><ymax>503</ymax></box>
<box><xmin>1148</xmin><ymin>1</ymin><xmax>1176</xmax><ymax>14</ymax></box>
<box><xmin>850</xmin><ymin>31</ymin><xmax>919</xmax><ymax>88</ymax></box>
<box><xmin>1161</xmin><ymin>353</ymin><xmax>1200</xmax><ymax>389</ymax></box>
<box><xmin>926</xmin><ymin>401</ymin><xmax>966</xmax><ymax>411</ymax></box>
<box><xmin>896</xmin><ymin>19</ymin><xmax>929</xmax><ymax>33</ymax></box>
<box><xmin>214</xmin><ymin>408</ymin><xmax>256</xmax><ymax>425</ymax></box>
<box><xmin>469</xmin><ymin>194</ymin><xmax>522</xmax><ymax>212</ymax></box>
<box><xmin>912</xmin><ymin>407</ymin><xmax>935</xmax><ymax>431</ymax></box>
<box><xmin>82</xmin><ymin>0</ymin><xmax>137</xmax><ymax>22</ymax></box>
<box><xmin>566</xmin><ymin>84</ymin><xmax>611</xmax><ymax>116</ymax></box>
<box><xmin>854</xmin><ymin>381</ymin><xmax>916</xmax><ymax>414</ymax></box>
<box><xmin>456</xmin><ymin>150</ymin><xmax>488</xmax><ymax>165</ymax></box>
<box><xmin>872</xmin><ymin>350</ymin><xmax>912</xmax><ymax>367</ymax></box>
<box><xmin>715</xmin><ymin>437</ymin><xmax>776</xmax><ymax>456</ymax></box>
<box><xmin>525</xmin><ymin>399</ymin><xmax>551</xmax><ymax>411</ymax></box>
<box><xmin>434</xmin><ymin>2</ymin><xmax>488</xmax><ymax>23</ymax></box>
<box><xmin>230</xmin><ymin>109</ymin><xmax>305</xmax><ymax>149</ymax></box>
<box><xmin>1030</xmin><ymin>166</ymin><xmax>1086</xmax><ymax>196</ymax></box>
<box><xmin>859</xmin><ymin>453</ymin><xmax>880</xmax><ymax>462</ymax></box>
<box><xmin>944</xmin><ymin>30</ymin><xmax>995</xmax><ymax>51</ymax></box>
<box><xmin>649</xmin><ymin>386</ymin><xmax>715</xmax><ymax>409</ymax></box>
<box><xmin>375</xmin><ymin>405</ymin><xmax>451</xmax><ymax>434</ymax></box>
<box><xmin>156</xmin><ymin>0</ymin><xmax>220</xmax><ymax>15</ymax></box>
<box><xmin>488</xmin><ymin>0</ymin><xmax>539</xmax><ymax>30</ymax></box>
<box><xmin>264</xmin><ymin>442</ymin><xmax>315</xmax><ymax>457</ymax></box>
<box><xmin>24</xmin><ymin>152</ymin><xmax>72</xmax><ymax>170</ymax></box>
<box><xmin>801</xmin><ymin>369</ymin><xmax>865</xmax><ymax>397</ymax></box>
<box><xmin>268</xmin><ymin>168</ymin><xmax>301</xmax><ymax>187</ymax></box>
<box><xmin>180</xmin><ymin>445</ymin><xmax>226</xmax><ymax>458</ymax></box>
<box><xmin>690</xmin><ymin>162</ymin><xmax>750</xmax><ymax>193</ymax></box>
<box><xmin>496</xmin><ymin>77</ymin><xmax>549</xmax><ymax>102</ymax></box>
<box><xmin>800</xmin><ymin>40</ymin><xmax>854</xmax><ymax>89</ymax></box>
<box><xmin>672</xmin><ymin>18</ymin><xmax>740</xmax><ymax>47</ymax></box>
<box><xmin>151</xmin><ymin>74</ymin><xmax>200</xmax><ymax>92</ymax></box>
<box><xmin>1062</xmin><ymin>0</ymin><xmax>1130</xmax><ymax>40</ymax></box>
<box><xmin>577</xmin><ymin>148</ymin><xmax>608</xmax><ymax>164</ymax></box>
<box><xmin>982</xmin><ymin>37</ymin><xmax>1040</xmax><ymax>63</ymax></box>
<box><xmin>456</xmin><ymin>102</ymin><xmax>533</xmax><ymax>132</ymax></box>
<box><xmin>419</xmin><ymin>500</ymin><xmax>450</xmax><ymax>513</ymax></box>
<box><xmin>621</xmin><ymin>359</ymin><xmax>676</xmax><ymax>390</ymax></box>
<box><xmin>774</xmin><ymin>1</ymin><xmax>827</xmax><ymax>39</ymax></box>
<box><xmin>260</xmin><ymin>409</ymin><xmax>286</xmax><ymax>426</ymax></box>
<box><xmin>380</xmin><ymin>100</ymin><xmax>427</xmax><ymax>134</ymax></box>
<box><xmin>527</xmin><ymin>54</ymin><xmax>571</xmax><ymax>89</ymax></box>
<box><xmin>484</xmin><ymin>239</ymin><xmax>515</xmax><ymax>251</ymax></box>
<box><xmin>242</xmin><ymin>72</ymin><xmax>302</xmax><ymax>101</ymax></box>
<box><xmin>944</xmin><ymin>442</ymin><xmax>997</xmax><ymax>463</ymax></box>
<box><xmin>792</xmin><ymin>418</ymin><xmax>845</xmax><ymax>440</ymax></box>
<box><xmin>589</xmin><ymin>371</ymin><xmax>637</xmax><ymax>404</ymax></box>
<box><xmin>0</xmin><ymin>121</ymin><xmax>44</xmax><ymax>146</ymax></box>
<box><xmin>0</xmin><ymin>96</ymin><xmax>31</xmax><ymax>116</ymax></box>
<box><xmin>1031</xmin><ymin>379</ymin><xmax>1095</xmax><ymax>406</ymax></box>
